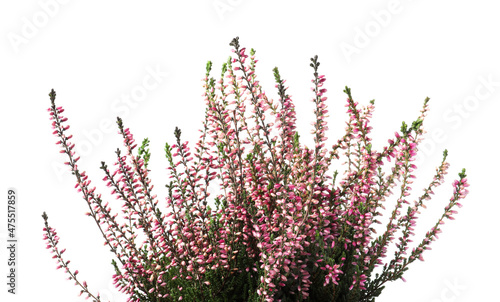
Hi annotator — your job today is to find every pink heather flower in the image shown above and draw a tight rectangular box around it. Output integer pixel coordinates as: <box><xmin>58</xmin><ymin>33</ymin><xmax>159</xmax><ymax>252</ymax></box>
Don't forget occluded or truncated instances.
<box><xmin>43</xmin><ymin>39</ymin><xmax>469</xmax><ymax>302</ymax></box>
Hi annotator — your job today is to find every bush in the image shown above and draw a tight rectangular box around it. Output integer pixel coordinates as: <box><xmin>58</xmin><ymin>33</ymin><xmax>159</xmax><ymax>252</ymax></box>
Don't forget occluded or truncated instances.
<box><xmin>43</xmin><ymin>37</ymin><xmax>469</xmax><ymax>302</ymax></box>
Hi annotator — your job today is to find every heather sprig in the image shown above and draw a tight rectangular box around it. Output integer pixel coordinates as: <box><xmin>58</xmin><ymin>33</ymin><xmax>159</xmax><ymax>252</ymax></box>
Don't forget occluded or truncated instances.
<box><xmin>43</xmin><ymin>37</ymin><xmax>469</xmax><ymax>302</ymax></box>
<box><xmin>42</xmin><ymin>212</ymin><xmax>102</xmax><ymax>301</ymax></box>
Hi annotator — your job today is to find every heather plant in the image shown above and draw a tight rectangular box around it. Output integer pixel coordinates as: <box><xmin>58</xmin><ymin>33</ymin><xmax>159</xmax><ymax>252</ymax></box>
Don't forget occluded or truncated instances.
<box><xmin>43</xmin><ymin>37</ymin><xmax>470</xmax><ymax>302</ymax></box>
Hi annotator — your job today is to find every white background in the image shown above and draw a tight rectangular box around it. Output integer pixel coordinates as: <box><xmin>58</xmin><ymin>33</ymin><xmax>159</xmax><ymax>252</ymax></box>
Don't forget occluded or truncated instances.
<box><xmin>1</xmin><ymin>1</ymin><xmax>499</xmax><ymax>301</ymax></box>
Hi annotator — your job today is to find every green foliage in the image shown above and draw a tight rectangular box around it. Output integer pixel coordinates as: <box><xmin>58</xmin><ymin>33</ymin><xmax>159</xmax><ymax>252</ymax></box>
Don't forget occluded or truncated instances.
<box><xmin>138</xmin><ymin>138</ymin><xmax>151</xmax><ymax>169</ymax></box>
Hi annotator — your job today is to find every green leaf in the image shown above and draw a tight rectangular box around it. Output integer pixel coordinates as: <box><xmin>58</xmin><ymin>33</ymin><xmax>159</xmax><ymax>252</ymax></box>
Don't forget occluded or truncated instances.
<box><xmin>138</xmin><ymin>138</ymin><xmax>151</xmax><ymax>169</ymax></box>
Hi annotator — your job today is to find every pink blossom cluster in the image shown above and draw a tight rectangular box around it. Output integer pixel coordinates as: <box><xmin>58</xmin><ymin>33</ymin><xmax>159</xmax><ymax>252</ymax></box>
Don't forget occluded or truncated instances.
<box><xmin>43</xmin><ymin>37</ymin><xmax>469</xmax><ymax>302</ymax></box>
